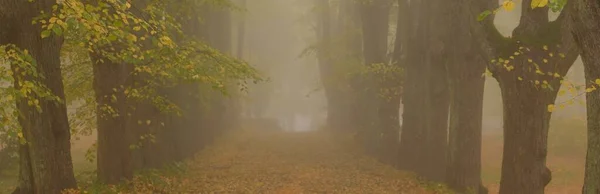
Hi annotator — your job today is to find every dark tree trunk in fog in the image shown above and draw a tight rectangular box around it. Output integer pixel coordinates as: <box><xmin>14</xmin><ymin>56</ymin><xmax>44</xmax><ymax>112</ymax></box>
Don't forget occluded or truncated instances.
<box><xmin>571</xmin><ymin>1</ymin><xmax>600</xmax><ymax>193</ymax></box>
<box><xmin>314</xmin><ymin>0</ymin><xmax>363</xmax><ymax>133</ymax></box>
<box><xmin>497</xmin><ymin>74</ymin><xmax>557</xmax><ymax>194</ymax></box>
<box><xmin>357</xmin><ymin>0</ymin><xmax>395</xmax><ymax>160</ymax></box>
<box><xmin>90</xmin><ymin>53</ymin><xmax>135</xmax><ymax>184</ymax></box>
<box><xmin>397</xmin><ymin>0</ymin><xmax>428</xmax><ymax>173</ymax></box>
<box><xmin>315</xmin><ymin>0</ymin><xmax>337</xmax><ymax>130</ymax></box>
<box><xmin>0</xmin><ymin>1</ymin><xmax>77</xmax><ymax>193</ymax></box>
<box><xmin>398</xmin><ymin>0</ymin><xmax>449</xmax><ymax>181</ymax></box>
<box><xmin>443</xmin><ymin>3</ymin><xmax>487</xmax><ymax>193</ymax></box>
<box><xmin>423</xmin><ymin>59</ymin><xmax>449</xmax><ymax>182</ymax></box>
<box><xmin>205</xmin><ymin>5</ymin><xmax>235</xmax><ymax>133</ymax></box>
<box><xmin>476</xmin><ymin>1</ymin><xmax>579</xmax><ymax>192</ymax></box>
<box><xmin>236</xmin><ymin>0</ymin><xmax>246</xmax><ymax>59</ymax></box>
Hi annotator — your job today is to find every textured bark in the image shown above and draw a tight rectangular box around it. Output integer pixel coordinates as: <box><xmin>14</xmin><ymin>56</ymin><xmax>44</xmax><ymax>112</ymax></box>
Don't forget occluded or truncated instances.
<box><xmin>497</xmin><ymin>72</ymin><xmax>556</xmax><ymax>194</ymax></box>
<box><xmin>423</xmin><ymin>60</ymin><xmax>449</xmax><ymax>182</ymax></box>
<box><xmin>570</xmin><ymin>1</ymin><xmax>600</xmax><ymax>193</ymax></box>
<box><xmin>0</xmin><ymin>1</ymin><xmax>77</xmax><ymax>193</ymax></box>
<box><xmin>474</xmin><ymin>0</ymin><xmax>578</xmax><ymax>192</ymax></box>
<box><xmin>91</xmin><ymin>53</ymin><xmax>134</xmax><ymax>184</ymax></box>
<box><xmin>357</xmin><ymin>0</ymin><xmax>394</xmax><ymax>158</ymax></box>
<box><xmin>398</xmin><ymin>0</ymin><xmax>449</xmax><ymax>181</ymax></box>
<box><xmin>445</xmin><ymin>41</ymin><xmax>487</xmax><ymax>194</ymax></box>
<box><xmin>397</xmin><ymin>0</ymin><xmax>428</xmax><ymax>172</ymax></box>
<box><xmin>443</xmin><ymin>2</ymin><xmax>487</xmax><ymax>193</ymax></box>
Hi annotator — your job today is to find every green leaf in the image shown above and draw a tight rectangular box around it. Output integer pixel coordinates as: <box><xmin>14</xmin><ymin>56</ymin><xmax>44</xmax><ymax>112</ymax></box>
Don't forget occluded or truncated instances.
<box><xmin>51</xmin><ymin>26</ymin><xmax>63</xmax><ymax>36</ymax></box>
<box><xmin>107</xmin><ymin>34</ymin><xmax>118</xmax><ymax>41</ymax></box>
<box><xmin>40</xmin><ymin>30</ymin><xmax>51</xmax><ymax>38</ymax></box>
<box><xmin>477</xmin><ymin>10</ymin><xmax>492</xmax><ymax>21</ymax></box>
<box><xmin>531</xmin><ymin>0</ymin><xmax>549</xmax><ymax>9</ymax></box>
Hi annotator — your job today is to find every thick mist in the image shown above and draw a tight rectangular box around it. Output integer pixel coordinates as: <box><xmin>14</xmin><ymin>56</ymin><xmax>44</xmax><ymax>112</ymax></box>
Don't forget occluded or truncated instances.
<box><xmin>241</xmin><ymin>0</ymin><xmax>326</xmax><ymax>132</ymax></box>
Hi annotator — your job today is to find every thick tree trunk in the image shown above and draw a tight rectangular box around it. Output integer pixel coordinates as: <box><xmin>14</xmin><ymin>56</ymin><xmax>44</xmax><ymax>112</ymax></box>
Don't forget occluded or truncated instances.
<box><xmin>357</xmin><ymin>0</ymin><xmax>393</xmax><ymax>157</ymax></box>
<box><xmin>443</xmin><ymin>2</ymin><xmax>487</xmax><ymax>193</ymax></box>
<box><xmin>570</xmin><ymin>2</ymin><xmax>600</xmax><ymax>193</ymax></box>
<box><xmin>91</xmin><ymin>55</ymin><xmax>134</xmax><ymax>184</ymax></box>
<box><xmin>474</xmin><ymin>0</ymin><xmax>578</xmax><ymax>191</ymax></box>
<box><xmin>422</xmin><ymin>60</ymin><xmax>449</xmax><ymax>182</ymax></box>
<box><xmin>398</xmin><ymin>0</ymin><xmax>449</xmax><ymax>181</ymax></box>
<box><xmin>398</xmin><ymin>0</ymin><xmax>428</xmax><ymax>172</ymax></box>
<box><xmin>445</xmin><ymin>53</ymin><xmax>486</xmax><ymax>194</ymax></box>
<box><xmin>1</xmin><ymin>1</ymin><xmax>77</xmax><ymax>193</ymax></box>
<box><xmin>497</xmin><ymin>76</ymin><xmax>556</xmax><ymax>194</ymax></box>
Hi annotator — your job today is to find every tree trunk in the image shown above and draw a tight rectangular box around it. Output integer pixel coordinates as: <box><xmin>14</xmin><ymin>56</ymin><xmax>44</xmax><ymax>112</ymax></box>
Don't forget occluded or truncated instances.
<box><xmin>357</xmin><ymin>0</ymin><xmax>393</xmax><ymax>157</ymax></box>
<box><xmin>442</xmin><ymin>2</ymin><xmax>487</xmax><ymax>193</ymax></box>
<box><xmin>445</xmin><ymin>46</ymin><xmax>486</xmax><ymax>194</ymax></box>
<box><xmin>398</xmin><ymin>0</ymin><xmax>428</xmax><ymax>172</ymax></box>
<box><xmin>206</xmin><ymin>5</ymin><xmax>233</xmax><ymax>133</ymax></box>
<box><xmin>1</xmin><ymin>1</ymin><xmax>77</xmax><ymax>193</ymax></box>
<box><xmin>315</xmin><ymin>0</ymin><xmax>337</xmax><ymax>131</ymax></box>
<box><xmin>474</xmin><ymin>0</ymin><xmax>578</xmax><ymax>191</ymax></box>
<box><xmin>236</xmin><ymin>0</ymin><xmax>246</xmax><ymax>59</ymax></box>
<box><xmin>91</xmin><ymin>54</ymin><xmax>134</xmax><ymax>184</ymax></box>
<box><xmin>422</xmin><ymin>59</ymin><xmax>449</xmax><ymax>182</ymax></box>
<box><xmin>570</xmin><ymin>1</ymin><xmax>600</xmax><ymax>193</ymax></box>
<box><xmin>496</xmin><ymin>75</ymin><xmax>556</xmax><ymax>194</ymax></box>
<box><xmin>398</xmin><ymin>0</ymin><xmax>449</xmax><ymax>181</ymax></box>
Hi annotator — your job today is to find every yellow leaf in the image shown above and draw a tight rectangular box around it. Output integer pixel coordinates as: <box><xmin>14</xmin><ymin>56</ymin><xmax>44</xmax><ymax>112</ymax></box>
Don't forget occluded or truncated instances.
<box><xmin>595</xmin><ymin>79</ymin><xmax>600</xmax><ymax>85</ymax></box>
<box><xmin>586</xmin><ymin>87</ymin><xmax>596</xmax><ymax>93</ymax></box>
<box><xmin>531</xmin><ymin>0</ymin><xmax>549</xmax><ymax>9</ymax></box>
<box><xmin>547</xmin><ymin>104</ymin><xmax>555</xmax><ymax>112</ymax></box>
<box><xmin>146</xmin><ymin>120</ymin><xmax>151</xmax><ymax>125</ymax></box>
<box><xmin>503</xmin><ymin>1</ymin><xmax>516</xmax><ymax>11</ymax></box>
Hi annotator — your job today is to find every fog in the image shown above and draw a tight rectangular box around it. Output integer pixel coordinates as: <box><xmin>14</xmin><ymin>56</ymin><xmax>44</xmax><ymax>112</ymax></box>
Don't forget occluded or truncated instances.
<box><xmin>241</xmin><ymin>0</ymin><xmax>326</xmax><ymax>132</ymax></box>
<box><xmin>0</xmin><ymin>0</ymin><xmax>593</xmax><ymax>193</ymax></box>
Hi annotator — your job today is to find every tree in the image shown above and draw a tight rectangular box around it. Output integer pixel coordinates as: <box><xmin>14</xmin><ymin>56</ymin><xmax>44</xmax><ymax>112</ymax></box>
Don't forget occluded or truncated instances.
<box><xmin>357</xmin><ymin>0</ymin><xmax>402</xmax><ymax>163</ymax></box>
<box><xmin>397</xmin><ymin>0</ymin><xmax>449</xmax><ymax>182</ymax></box>
<box><xmin>477</xmin><ymin>0</ymin><xmax>579</xmax><ymax>192</ymax></box>
<box><xmin>570</xmin><ymin>1</ymin><xmax>600</xmax><ymax>193</ymax></box>
<box><xmin>443</xmin><ymin>1</ymin><xmax>488</xmax><ymax>193</ymax></box>
<box><xmin>0</xmin><ymin>0</ymin><xmax>77</xmax><ymax>193</ymax></box>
